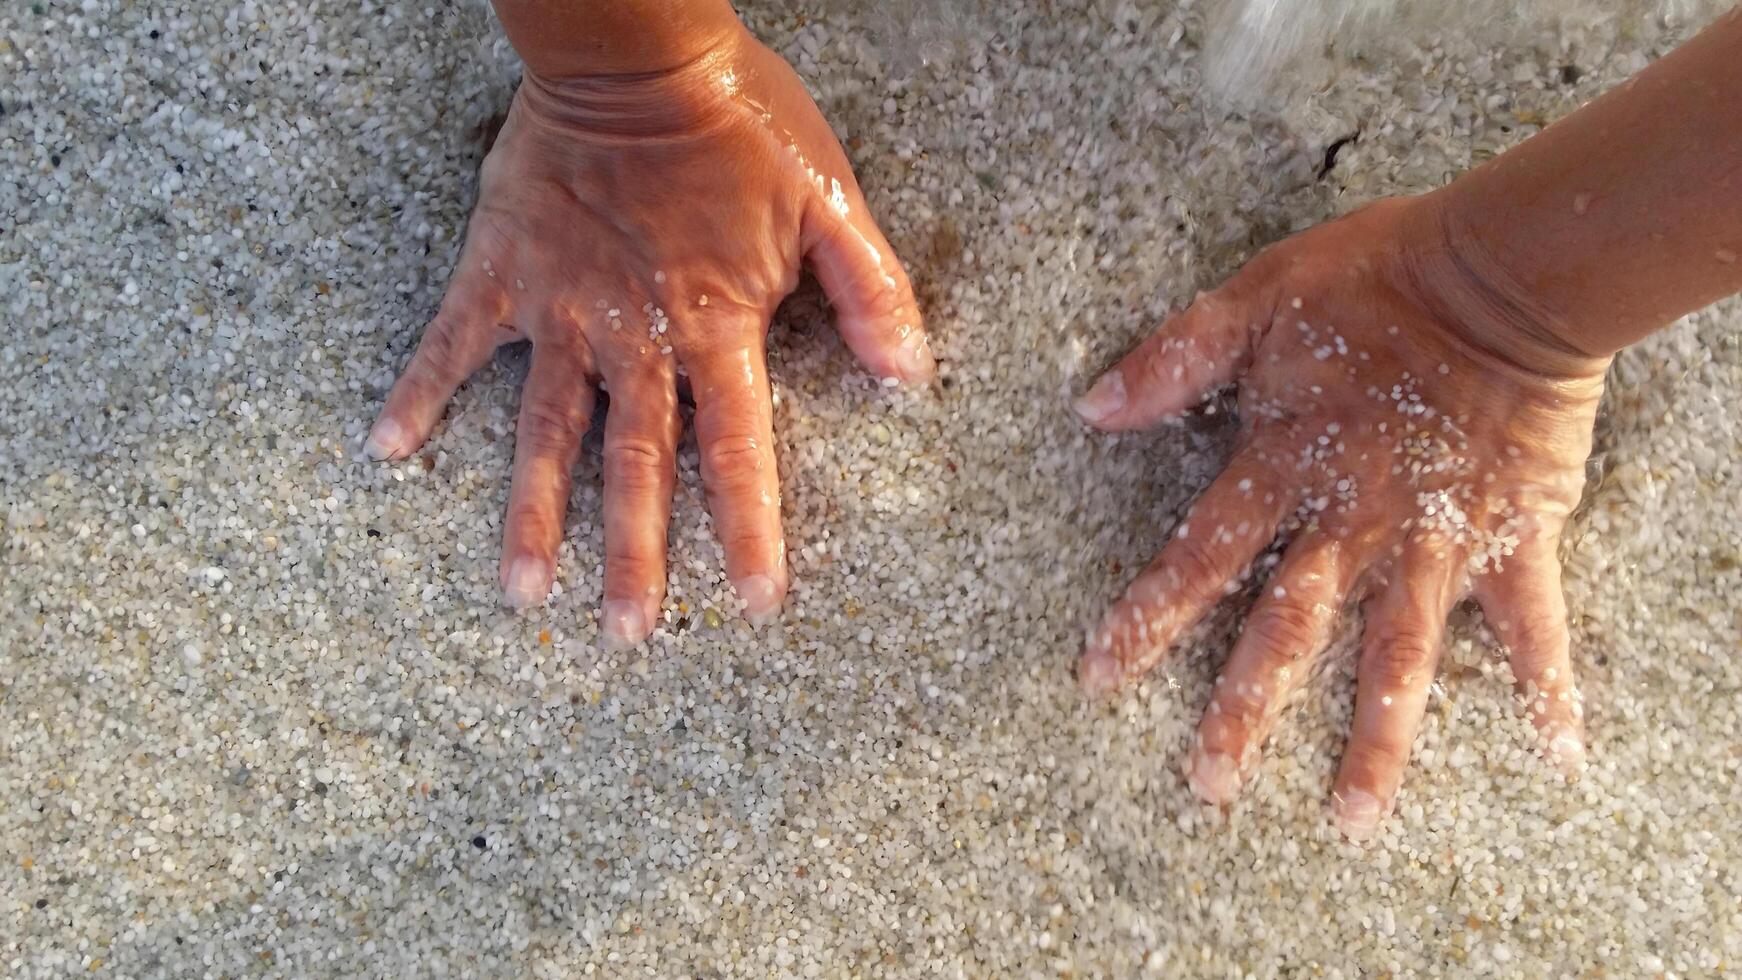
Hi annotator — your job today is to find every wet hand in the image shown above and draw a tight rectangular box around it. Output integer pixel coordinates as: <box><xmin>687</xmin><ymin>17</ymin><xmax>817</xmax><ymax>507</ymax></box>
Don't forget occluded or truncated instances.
<box><xmin>365</xmin><ymin>29</ymin><xmax>933</xmax><ymax>645</ymax></box>
<box><xmin>1074</xmin><ymin>197</ymin><xmax>1603</xmax><ymax>839</ymax></box>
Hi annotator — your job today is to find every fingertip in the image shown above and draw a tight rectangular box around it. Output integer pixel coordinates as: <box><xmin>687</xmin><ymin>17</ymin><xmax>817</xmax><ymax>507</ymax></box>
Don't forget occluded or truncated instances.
<box><xmin>365</xmin><ymin>417</ymin><xmax>411</xmax><ymax>461</ymax></box>
<box><xmin>1072</xmin><ymin>371</ymin><xmax>1126</xmax><ymax>427</ymax></box>
<box><xmin>1186</xmin><ymin>749</ymin><xmax>1242</xmax><ymax>805</ymax></box>
<box><xmin>845</xmin><ymin>318</ymin><xmax>934</xmax><ymax>388</ymax></box>
<box><xmin>734</xmin><ymin>571</ymin><xmax>786</xmax><ymax>626</ymax></box>
<box><xmin>599</xmin><ymin>599</ymin><xmax>651</xmax><ymax>651</ymax></box>
<box><xmin>1547</xmin><ymin>728</ymin><xmax>1588</xmax><ymax>773</ymax></box>
<box><xmin>502</xmin><ymin>557</ymin><xmax>551</xmax><ymax>610</ymax></box>
<box><xmin>894</xmin><ymin>331</ymin><xmax>937</xmax><ymax>385</ymax></box>
<box><xmin>1078</xmin><ymin>646</ymin><xmax>1122</xmax><ymax>698</ymax></box>
<box><xmin>1331</xmin><ymin>787</ymin><xmax>1386</xmax><ymax>842</ymax></box>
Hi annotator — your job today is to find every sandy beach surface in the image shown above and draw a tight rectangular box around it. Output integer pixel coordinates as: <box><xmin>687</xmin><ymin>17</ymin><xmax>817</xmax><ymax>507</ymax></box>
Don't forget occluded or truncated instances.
<box><xmin>3</xmin><ymin>1</ymin><xmax>1738</xmax><ymax>976</ymax></box>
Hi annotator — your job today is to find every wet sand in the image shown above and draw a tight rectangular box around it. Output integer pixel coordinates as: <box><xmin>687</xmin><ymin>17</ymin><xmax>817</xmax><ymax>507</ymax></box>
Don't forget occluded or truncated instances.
<box><xmin>2</xmin><ymin>1</ymin><xmax>1738</xmax><ymax>975</ymax></box>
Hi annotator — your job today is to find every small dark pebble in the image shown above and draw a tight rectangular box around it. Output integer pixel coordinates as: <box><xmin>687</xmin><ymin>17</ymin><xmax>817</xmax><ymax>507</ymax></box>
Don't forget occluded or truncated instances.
<box><xmin>35</xmin><ymin>899</ymin><xmax>47</xmax><ymax>909</ymax></box>
<box><xmin>1318</xmin><ymin>131</ymin><xmax>1359</xmax><ymax>180</ymax></box>
<box><xmin>149</xmin><ymin>29</ymin><xmax>159</xmax><ymax>39</ymax></box>
<box><xmin>472</xmin><ymin>836</ymin><xmax>487</xmax><ymax>849</ymax></box>
<box><xmin>1559</xmin><ymin>64</ymin><xmax>1581</xmax><ymax>85</ymax></box>
<box><xmin>50</xmin><ymin>154</ymin><xmax>61</xmax><ymax>167</ymax></box>
<box><xmin>366</xmin><ymin>528</ymin><xmax>381</xmax><ymax>538</ymax></box>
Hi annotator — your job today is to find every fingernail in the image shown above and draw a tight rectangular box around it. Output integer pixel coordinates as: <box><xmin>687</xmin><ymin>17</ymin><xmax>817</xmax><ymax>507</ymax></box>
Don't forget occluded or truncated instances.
<box><xmin>1078</xmin><ymin>648</ymin><xmax>1122</xmax><ymax>698</ymax></box>
<box><xmin>1333</xmin><ymin>789</ymin><xmax>1385</xmax><ymax>841</ymax></box>
<box><xmin>503</xmin><ymin>558</ymin><xmax>550</xmax><ymax>609</ymax></box>
<box><xmin>599</xmin><ymin>599</ymin><xmax>648</xmax><ymax>651</ymax></box>
<box><xmin>364</xmin><ymin>418</ymin><xmax>406</xmax><ymax>460</ymax></box>
<box><xmin>1072</xmin><ymin>372</ymin><xmax>1125</xmax><ymax>424</ymax></box>
<box><xmin>1548</xmin><ymin>732</ymin><xmax>1587</xmax><ymax>772</ymax></box>
<box><xmin>896</xmin><ymin>335</ymin><xmax>937</xmax><ymax>384</ymax></box>
<box><xmin>735</xmin><ymin>574</ymin><xmax>784</xmax><ymax>626</ymax></box>
<box><xmin>1187</xmin><ymin>751</ymin><xmax>1242</xmax><ymax>805</ymax></box>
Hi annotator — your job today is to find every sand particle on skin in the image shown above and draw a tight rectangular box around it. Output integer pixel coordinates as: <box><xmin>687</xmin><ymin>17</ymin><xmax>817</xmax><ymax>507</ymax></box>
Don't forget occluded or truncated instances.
<box><xmin>1</xmin><ymin>1</ymin><xmax>1739</xmax><ymax>977</ymax></box>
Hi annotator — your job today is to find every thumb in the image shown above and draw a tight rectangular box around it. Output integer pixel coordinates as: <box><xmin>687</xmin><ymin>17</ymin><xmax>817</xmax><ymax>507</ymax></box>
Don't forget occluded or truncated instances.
<box><xmin>1073</xmin><ymin>288</ymin><xmax>1259</xmax><ymax>431</ymax></box>
<box><xmin>803</xmin><ymin>190</ymin><xmax>936</xmax><ymax>386</ymax></box>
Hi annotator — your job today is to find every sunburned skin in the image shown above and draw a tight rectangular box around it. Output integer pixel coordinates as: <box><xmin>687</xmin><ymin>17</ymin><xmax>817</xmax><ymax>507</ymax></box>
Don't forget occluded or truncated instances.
<box><xmin>363</xmin><ymin>22</ymin><xmax>934</xmax><ymax>648</ymax></box>
<box><xmin>1074</xmin><ymin>198</ymin><xmax>1603</xmax><ymax>840</ymax></box>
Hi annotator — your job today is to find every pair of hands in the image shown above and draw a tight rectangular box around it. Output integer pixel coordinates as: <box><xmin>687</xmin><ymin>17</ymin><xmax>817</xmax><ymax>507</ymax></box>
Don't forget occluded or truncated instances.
<box><xmin>366</xmin><ymin>27</ymin><xmax>1603</xmax><ymax>838</ymax></box>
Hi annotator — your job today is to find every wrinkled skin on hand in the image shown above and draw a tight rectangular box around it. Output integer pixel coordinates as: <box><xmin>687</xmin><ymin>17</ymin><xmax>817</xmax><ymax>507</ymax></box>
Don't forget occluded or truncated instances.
<box><xmin>365</xmin><ymin>29</ymin><xmax>933</xmax><ymax>646</ymax></box>
<box><xmin>1073</xmin><ymin>197</ymin><xmax>1604</xmax><ymax>840</ymax></box>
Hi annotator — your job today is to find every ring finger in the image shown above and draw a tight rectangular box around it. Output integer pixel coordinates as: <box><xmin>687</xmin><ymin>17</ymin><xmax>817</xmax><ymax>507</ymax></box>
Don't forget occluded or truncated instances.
<box><xmin>597</xmin><ymin>352</ymin><xmax>681</xmax><ymax>648</ymax></box>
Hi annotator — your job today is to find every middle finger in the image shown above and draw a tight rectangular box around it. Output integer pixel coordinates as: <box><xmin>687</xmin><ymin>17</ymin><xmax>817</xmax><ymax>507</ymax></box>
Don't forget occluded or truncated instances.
<box><xmin>598</xmin><ymin>352</ymin><xmax>680</xmax><ymax>649</ymax></box>
<box><xmin>501</xmin><ymin>338</ymin><xmax>597</xmax><ymax>609</ymax></box>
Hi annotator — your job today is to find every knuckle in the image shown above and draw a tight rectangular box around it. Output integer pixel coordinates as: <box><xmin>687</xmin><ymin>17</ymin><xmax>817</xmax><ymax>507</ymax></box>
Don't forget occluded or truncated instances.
<box><xmin>1363</xmin><ymin>626</ymin><xmax>1440</xmax><ymax>689</ymax></box>
<box><xmin>518</xmin><ymin>400</ymin><xmax>587</xmax><ymax>453</ymax></box>
<box><xmin>1507</xmin><ymin>612</ymin><xmax>1569</xmax><ymax>666</ymax></box>
<box><xmin>1349</xmin><ymin>726</ymin><xmax>1414</xmax><ymax>770</ymax></box>
<box><xmin>701</xmin><ymin>435</ymin><xmax>767</xmax><ymax>484</ymax></box>
<box><xmin>718</xmin><ymin>526</ymin><xmax>773</xmax><ymax>557</ymax></box>
<box><xmin>410</xmin><ymin>320</ymin><xmax>469</xmax><ymax>381</ymax></box>
<box><xmin>505</xmin><ymin>499</ymin><xmax>561</xmax><ymax>543</ymax></box>
<box><xmin>1218</xmin><ymin>677</ymin><xmax>1274</xmax><ymax>727</ymax></box>
<box><xmin>602</xmin><ymin>546</ymin><xmax>661</xmax><ymax>580</ymax></box>
<box><xmin>834</xmin><ymin>253</ymin><xmax>911</xmax><ymax>318</ymax></box>
<box><xmin>1137</xmin><ymin>345</ymin><xmax>1182</xmax><ymax>390</ymax></box>
<box><xmin>1164</xmin><ymin>538</ymin><xmax>1227</xmax><ymax>599</ymax></box>
<box><xmin>1195</xmin><ymin>707</ymin><xmax>1248</xmax><ymax>755</ymax></box>
<box><xmin>1245</xmin><ymin>600</ymin><xmax>1321</xmax><ymax>658</ymax></box>
<box><xmin>603</xmin><ymin>439</ymin><xmax>669</xmax><ymax>491</ymax></box>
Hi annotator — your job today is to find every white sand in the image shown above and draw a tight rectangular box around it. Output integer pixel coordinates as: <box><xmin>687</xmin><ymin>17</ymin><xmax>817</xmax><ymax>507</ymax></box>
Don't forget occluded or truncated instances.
<box><xmin>3</xmin><ymin>1</ymin><xmax>1739</xmax><ymax>976</ymax></box>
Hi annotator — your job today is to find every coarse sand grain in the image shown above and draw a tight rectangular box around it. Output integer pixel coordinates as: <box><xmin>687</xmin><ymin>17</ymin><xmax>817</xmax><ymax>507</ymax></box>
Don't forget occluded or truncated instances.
<box><xmin>2</xmin><ymin>1</ymin><xmax>1738</xmax><ymax>976</ymax></box>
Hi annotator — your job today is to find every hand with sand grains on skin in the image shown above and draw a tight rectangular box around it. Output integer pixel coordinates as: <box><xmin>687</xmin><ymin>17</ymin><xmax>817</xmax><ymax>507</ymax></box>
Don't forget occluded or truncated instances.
<box><xmin>1075</xmin><ymin>8</ymin><xmax>1742</xmax><ymax>840</ymax></box>
<box><xmin>364</xmin><ymin>0</ymin><xmax>934</xmax><ymax>648</ymax></box>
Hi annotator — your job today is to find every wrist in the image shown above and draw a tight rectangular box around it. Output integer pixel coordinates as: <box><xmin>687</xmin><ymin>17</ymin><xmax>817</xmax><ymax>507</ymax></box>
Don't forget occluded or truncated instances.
<box><xmin>493</xmin><ymin>0</ymin><xmax>744</xmax><ymax>79</ymax></box>
<box><xmin>514</xmin><ymin>22</ymin><xmax>755</xmax><ymax>138</ymax></box>
<box><xmin>1397</xmin><ymin>187</ymin><xmax>1614</xmax><ymax>382</ymax></box>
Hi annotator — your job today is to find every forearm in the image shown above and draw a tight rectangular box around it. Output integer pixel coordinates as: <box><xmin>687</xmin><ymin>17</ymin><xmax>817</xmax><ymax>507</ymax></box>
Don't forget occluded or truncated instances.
<box><xmin>1421</xmin><ymin>8</ymin><xmax>1742</xmax><ymax>367</ymax></box>
<box><xmin>491</xmin><ymin>0</ymin><xmax>743</xmax><ymax>78</ymax></box>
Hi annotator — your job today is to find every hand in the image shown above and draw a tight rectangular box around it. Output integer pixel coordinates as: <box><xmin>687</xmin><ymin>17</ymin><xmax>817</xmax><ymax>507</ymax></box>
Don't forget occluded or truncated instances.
<box><xmin>364</xmin><ymin>28</ymin><xmax>934</xmax><ymax>645</ymax></box>
<box><xmin>1073</xmin><ymin>196</ymin><xmax>1603</xmax><ymax>840</ymax></box>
